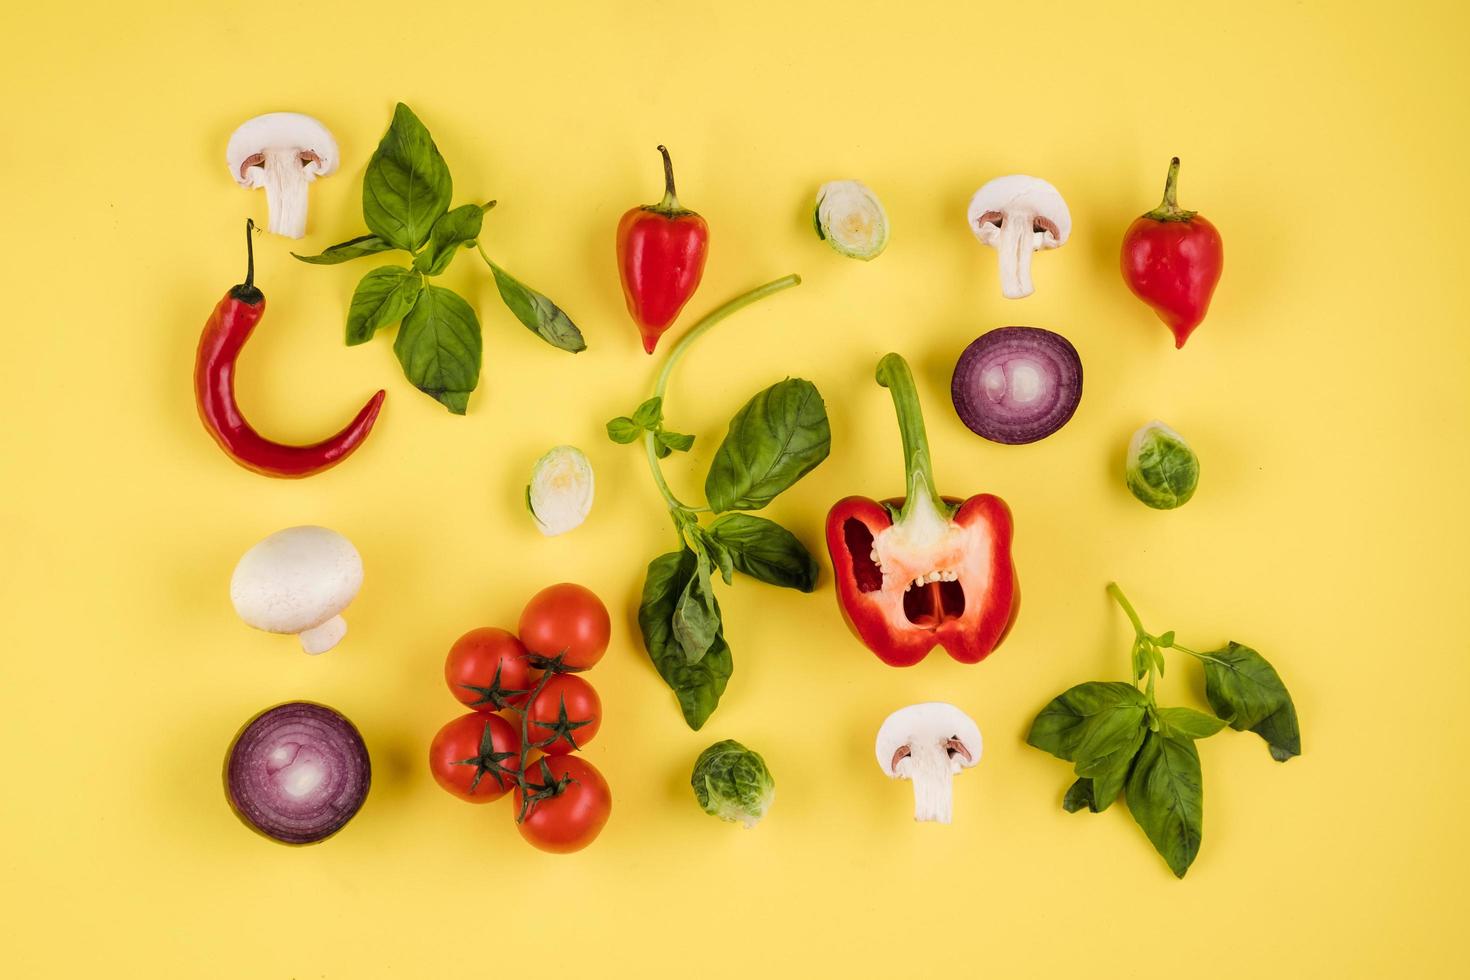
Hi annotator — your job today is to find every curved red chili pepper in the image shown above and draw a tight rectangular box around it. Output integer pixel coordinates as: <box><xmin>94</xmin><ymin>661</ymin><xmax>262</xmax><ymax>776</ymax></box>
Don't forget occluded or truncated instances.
<box><xmin>195</xmin><ymin>220</ymin><xmax>385</xmax><ymax>478</ymax></box>
<box><xmin>616</xmin><ymin>145</ymin><xmax>709</xmax><ymax>354</ymax></box>
<box><xmin>1121</xmin><ymin>157</ymin><xmax>1224</xmax><ymax>349</ymax></box>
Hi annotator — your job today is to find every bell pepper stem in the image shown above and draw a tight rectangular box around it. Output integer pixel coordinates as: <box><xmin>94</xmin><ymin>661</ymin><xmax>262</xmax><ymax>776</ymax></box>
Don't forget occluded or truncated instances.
<box><xmin>1142</xmin><ymin>157</ymin><xmax>1198</xmax><ymax>222</ymax></box>
<box><xmin>876</xmin><ymin>353</ymin><xmax>948</xmax><ymax>519</ymax></box>
<box><xmin>642</xmin><ymin>274</ymin><xmax>803</xmax><ymax>514</ymax></box>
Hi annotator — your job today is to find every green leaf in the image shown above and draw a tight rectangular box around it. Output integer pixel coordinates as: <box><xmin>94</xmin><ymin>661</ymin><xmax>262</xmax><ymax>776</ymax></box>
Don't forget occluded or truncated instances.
<box><xmin>606</xmin><ymin>417</ymin><xmax>642</xmax><ymax>444</ymax></box>
<box><xmin>346</xmin><ymin>266</ymin><xmax>422</xmax><ymax>345</ymax></box>
<box><xmin>1158</xmin><ymin>706</ymin><xmax>1228</xmax><ymax>740</ymax></box>
<box><xmin>1088</xmin><ymin>750</ymin><xmax>1134</xmax><ymax>812</ymax></box>
<box><xmin>1062</xmin><ymin>778</ymin><xmax>1095</xmax><ymax>813</ymax></box>
<box><xmin>1131</xmin><ymin>639</ymin><xmax>1149</xmax><ymax>682</ymax></box>
<box><xmin>363</xmin><ymin>103</ymin><xmax>453</xmax><ymax>251</ymax></box>
<box><xmin>632</xmin><ymin>397</ymin><xmax>663</xmax><ymax>430</ymax></box>
<box><xmin>1125</xmin><ymin>729</ymin><xmax>1204</xmax><ymax>878</ymax></box>
<box><xmin>293</xmin><ymin>233</ymin><xmax>396</xmax><ymax>265</ymax></box>
<box><xmin>656</xmin><ymin>430</ymin><xmax>695</xmax><ymax>455</ymax></box>
<box><xmin>393</xmin><ymin>284</ymin><xmax>481</xmax><ymax>414</ymax></box>
<box><xmin>706</xmin><ymin>514</ymin><xmax>820</xmax><ymax>592</ymax></box>
<box><xmin>487</xmin><ymin>262</ymin><xmax>587</xmax><ymax>353</ymax></box>
<box><xmin>638</xmin><ymin>549</ymin><xmax>733</xmax><ymax>730</ymax></box>
<box><xmin>672</xmin><ymin>554</ymin><xmax>720</xmax><ymax>664</ymax></box>
<box><xmin>705</xmin><ymin>378</ymin><xmax>831</xmax><ymax>512</ymax></box>
<box><xmin>1202</xmin><ymin>642</ymin><xmax>1301</xmax><ymax>761</ymax></box>
<box><xmin>414</xmin><ymin>204</ymin><xmax>486</xmax><ymax>276</ymax></box>
<box><xmin>1026</xmin><ymin>681</ymin><xmax>1148</xmax><ymax>764</ymax></box>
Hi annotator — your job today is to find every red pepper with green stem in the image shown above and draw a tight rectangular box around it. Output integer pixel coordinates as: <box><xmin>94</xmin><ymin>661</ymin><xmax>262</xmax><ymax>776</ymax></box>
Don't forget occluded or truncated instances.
<box><xmin>617</xmin><ymin>145</ymin><xmax>710</xmax><ymax>354</ymax></box>
<box><xmin>1121</xmin><ymin>157</ymin><xmax>1224</xmax><ymax>349</ymax></box>
<box><xmin>195</xmin><ymin>220</ymin><xmax>384</xmax><ymax>477</ymax></box>
<box><xmin>826</xmin><ymin>353</ymin><xmax>1019</xmax><ymax>666</ymax></box>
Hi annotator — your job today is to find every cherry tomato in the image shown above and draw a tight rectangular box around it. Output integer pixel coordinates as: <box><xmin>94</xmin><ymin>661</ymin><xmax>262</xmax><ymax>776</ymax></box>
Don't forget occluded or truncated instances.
<box><xmin>445</xmin><ymin>627</ymin><xmax>532</xmax><ymax>711</ymax></box>
<box><xmin>515</xmin><ymin>755</ymin><xmax>612</xmax><ymax>853</ymax></box>
<box><xmin>524</xmin><ymin>674</ymin><xmax>602</xmax><ymax>754</ymax></box>
<box><xmin>429</xmin><ymin>712</ymin><xmax>521</xmax><ymax>804</ymax></box>
<box><xmin>517</xmin><ymin>583</ymin><xmax>611</xmax><ymax>670</ymax></box>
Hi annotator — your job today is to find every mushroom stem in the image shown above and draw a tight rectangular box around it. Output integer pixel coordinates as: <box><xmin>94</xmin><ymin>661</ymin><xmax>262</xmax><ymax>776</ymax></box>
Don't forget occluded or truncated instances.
<box><xmin>996</xmin><ymin>215</ymin><xmax>1037</xmax><ymax>299</ymax></box>
<box><xmin>259</xmin><ymin>149</ymin><xmax>316</xmax><ymax>239</ymax></box>
<box><xmin>298</xmin><ymin>615</ymin><xmax>347</xmax><ymax>655</ymax></box>
<box><xmin>905</xmin><ymin>749</ymin><xmax>957</xmax><ymax>823</ymax></box>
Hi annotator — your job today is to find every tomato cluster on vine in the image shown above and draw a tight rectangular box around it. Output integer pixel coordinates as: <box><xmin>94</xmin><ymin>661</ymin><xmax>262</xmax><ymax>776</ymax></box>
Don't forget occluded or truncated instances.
<box><xmin>429</xmin><ymin>583</ymin><xmax>613</xmax><ymax>853</ymax></box>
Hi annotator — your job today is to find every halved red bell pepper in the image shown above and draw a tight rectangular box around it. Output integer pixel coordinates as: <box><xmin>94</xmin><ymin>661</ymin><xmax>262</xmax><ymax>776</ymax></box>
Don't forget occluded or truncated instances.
<box><xmin>825</xmin><ymin>353</ymin><xmax>1019</xmax><ymax>666</ymax></box>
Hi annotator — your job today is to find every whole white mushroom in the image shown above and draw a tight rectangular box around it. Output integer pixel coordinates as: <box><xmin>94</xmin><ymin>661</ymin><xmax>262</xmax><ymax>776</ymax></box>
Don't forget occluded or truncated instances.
<box><xmin>230</xmin><ymin>526</ymin><xmax>362</xmax><ymax>655</ymax></box>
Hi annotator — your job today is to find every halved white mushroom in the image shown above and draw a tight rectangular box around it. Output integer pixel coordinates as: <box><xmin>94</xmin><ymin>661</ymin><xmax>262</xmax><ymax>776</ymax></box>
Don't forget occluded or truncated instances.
<box><xmin>230</xmin><ymin>526</ymin><xmax>362</xmax><ymax>655</ymax></box>
<box><xmin>966</xmin><ymin>175</ymin><xmax>1071</xmax><ymax>299</ymax></box>
<box><xmin>226</xmin><ymin>113</ymin><xmax>339</xmax><ymax>239</ymax></box>
<box><xmin>875</xmin><ymin>702</ymin><xmax>983</xmax><ymax>824</ymax></box>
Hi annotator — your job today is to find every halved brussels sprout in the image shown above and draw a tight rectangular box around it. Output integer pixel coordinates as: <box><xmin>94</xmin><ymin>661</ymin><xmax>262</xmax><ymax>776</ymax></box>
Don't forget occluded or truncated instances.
<box><xmin>1126</xmin><ymin>421</ymin><xmax>1199</xmax><ymax>509</ymax></box>
<box><xmin>814</xmin><ymin>180</ymin><xmax>889</xmax><ymax>260</ymax></box>
<box><xmin>526</xmin><ymin>445</ymin><xmax>595</xmax><ymax>535</ymax></box>
<box><xmin>691</xmin><ymin>739</ymin><xmax>775</xmax><ymax>828</ymax></box>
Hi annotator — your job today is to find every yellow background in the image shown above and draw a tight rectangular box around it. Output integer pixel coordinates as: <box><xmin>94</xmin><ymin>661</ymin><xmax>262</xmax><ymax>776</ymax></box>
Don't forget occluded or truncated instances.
<box><xmin>2</xmin><ymin>0</ymin><xmax>1467</xmax><ymax>976</ymax></box>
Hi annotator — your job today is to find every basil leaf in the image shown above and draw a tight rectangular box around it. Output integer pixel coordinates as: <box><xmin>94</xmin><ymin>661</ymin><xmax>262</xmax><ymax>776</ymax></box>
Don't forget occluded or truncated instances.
<box><xmin>638</xmin><ymin>549</ymin><xmax>732</xmax><ymax>730</ymax></box>
<box><xmin>705</xmin><ymin>378</ymin><xmax>831</xmax><ymax>512</ymax></box>
<box><xmin>1087</xmin><ymin>749</ymin><xmax>1135</xmax><ymax>812</ymax></box>
<box><xmin>656</xmin><ymin>430</ymin><xmax>695</xmax><ymax>455</ymax></box>
<box><xmin>1125</xmin><ymin>729</ymin><xmax>1204</xmax><ymax>878</ymax></box>
<box><xmin>393</xmin><ymin>284</ymin><xmax>481</xmax><ymax>414</ymax></box>
<box><xmin>672</xmin><ymin>553</ymin><xmax>720</xmax><ymax>663</ymax></box>
<box><xmin>414</xmin><ymin>204</ymin><xmax>485</xmax><ymax>276</ymax></box>
<box><xmin>1158</xmin><ymin>706</ymin><xmax>1228</xmax><ymax>740</ymax></box>
<box><xmin>487</xmin><ymin>262</ymin><xmax>587</xmax><ymax>353</ymax></box>
<box><xmin>1201</xmin><ymin>642</ymin><xmax>1301</xmax><ymax>761</ymax></box>
<box><xmin>346</xmin><ymin>266</ymin><xmax>422</xmax><ymax>345</ymax></box>
<box><xmin>1027</xmin><ymin>681</ymin><xmax>1148</xmax><ymax>764</ymax></box>
<box><xmin>632</xmin><ymin>397</ymin><xmax>663</xmax><ymax>430</ymax></box>
<box><xmin>1062</xmin><ymin>778</ymin><xmax>1095</xmax><ymax>813</ymax></box>
<box><xmin>706</xmin><ymin>514</ymin><xmax>819</xmax><ymax>592</ymax></box>
<box><xmin>363</xmin><ymin>103</ymin><xmax>452</xmax><ymax>251</ymax></box>
<box><xmin>606</xmin><ymin>417</ymin><xmax>642</xmax><ymax>444</ymax></box>
<box><xmin>293</xmin><ymin>233</ymin><xmax>396</xmax><ymax>265</ymax></box>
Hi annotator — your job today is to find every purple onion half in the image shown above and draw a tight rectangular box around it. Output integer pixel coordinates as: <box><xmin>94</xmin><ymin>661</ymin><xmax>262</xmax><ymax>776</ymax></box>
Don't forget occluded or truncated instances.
<box><xmin>951</xmin><ymin>326</ymin><xmax>1083</xmax><ymax>444</ymax></box>
<box><xmin>224</xmin><ymin>701</ymin><xmax>370</xmax><ymax>845</ymax></box>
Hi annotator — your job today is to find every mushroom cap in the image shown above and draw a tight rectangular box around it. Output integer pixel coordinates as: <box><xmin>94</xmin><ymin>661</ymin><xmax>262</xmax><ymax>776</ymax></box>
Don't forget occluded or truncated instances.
<box><xmin>874</xmin><ymin>702</ymin><xmax>983</xmax><ymax>774</ymax></box>
<box><xmin>226</xmin><ymin>112</ymin><xmax>339</xmax><ymax>188</ymax></box>
<box><xmin>230</xmin><ymin>526</ymin><xmax>362</xmax><ymax>635</ymax></box>
<box><xmin>966</xmin><ymin>174</ymin><xmax>1072</xmax><ymax>244</ymax></box>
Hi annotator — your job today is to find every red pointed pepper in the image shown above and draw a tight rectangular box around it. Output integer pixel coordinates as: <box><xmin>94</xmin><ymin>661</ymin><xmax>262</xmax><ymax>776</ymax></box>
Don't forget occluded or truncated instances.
<box><xmin>825</xmin><ymin>353</ymin><xmax>1019</xmax><ymax>667</ymax></box>
<box><xmin>1121</xmin><ymin>157</ymin><xmax>1224</xmax><ymax>348</ymax></box>
<box><xmin>616</xmin><ymin>145</ymin><xmax>709</xmax><ymax>354</ymax></box>
<box><xmin>195</xmin><ymin>220</ymin><xmax>385</xmax><ymax>478</ymax></box>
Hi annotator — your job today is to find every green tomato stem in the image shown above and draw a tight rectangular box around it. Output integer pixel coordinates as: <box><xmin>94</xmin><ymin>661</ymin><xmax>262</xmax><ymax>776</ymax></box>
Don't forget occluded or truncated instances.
<box><xmin>640</xmin><ymin>274</ymin><xmax>803</xmax><ymax>515</ymax></box>
<box><xmin>875</xmin><ymin>353</ymin><xmax>949</xmax><ymax>520</ymax></box>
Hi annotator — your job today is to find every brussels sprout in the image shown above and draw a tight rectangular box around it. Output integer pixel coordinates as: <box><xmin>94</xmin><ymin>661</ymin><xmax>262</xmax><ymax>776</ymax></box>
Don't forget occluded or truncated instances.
<box><xmin>813</xmin><ymin>180</ymin><xmax>889</xmax><ymax>260</ymax></box>
<box><xmin>691</xmin><ymin>739</ymin><xmax>775</xmax><ymax>828</ymax></box>
<box><xmin>1126</xmin><ymin>421</ymin><xmax>1199</xmax><ymax>509</ymax></box>
<box><xmin>526</xmin><ymin>445</ymin><xmax>595</xmax><ymax>535</ymax></box>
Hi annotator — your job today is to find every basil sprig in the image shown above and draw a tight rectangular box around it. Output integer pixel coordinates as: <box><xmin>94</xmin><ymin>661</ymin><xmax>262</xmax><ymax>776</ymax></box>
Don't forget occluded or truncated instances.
<box><xmin>1028</xmin><ymin>583</ymin><xmax>1301</xmax><ymax>878</ymax></box>
<box><xmin>295</xmin><ymin>103</ymin><xmax>584</xmax><ymax>414</ymax></box>
<box><xmin>610</xmin><ymin>276</ymin><xmax>827</xmax><ymax>729</ymax></box>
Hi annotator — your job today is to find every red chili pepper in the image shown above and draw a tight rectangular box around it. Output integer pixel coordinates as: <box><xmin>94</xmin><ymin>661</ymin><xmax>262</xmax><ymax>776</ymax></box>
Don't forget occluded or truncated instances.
<box><xmin>616</xmin><ymin>145</ymin><xmax>709</xmax><ymax>354</ymax></box>
<box><xmin>1121</xmin><ymin>157</ymin><xmax>1224</xmax><ymax>349</ymax></box>
<box><xmin>825</xmin><ymin>354</ymin><xmax>1019</xmax><ymax>667</ymax></box>
<box><xmin>195</xmin><ymin>220</ymin><xmax>385</xmax><ymax>478</ymax></box>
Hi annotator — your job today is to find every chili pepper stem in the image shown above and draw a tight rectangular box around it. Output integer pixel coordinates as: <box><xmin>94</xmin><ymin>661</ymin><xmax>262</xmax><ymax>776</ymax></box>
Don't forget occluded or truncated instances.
<box><xmin>876</xmin><ymin>353</ymin><xmax>951</xmax><ymax>521</ymax></box>
<box><xmin>656</xmin><ymin>145</ymin><xmax>682</xmax><ymax>212</ymax></box>
<box><xmin>243</xmin><ymin>218</ymin><xmax>256</xmax><ymax>287</ymax></box>
<box><xmin>639</xmin><ymin>274</ymin><xmax>803</xmax><ymax>515</ymax></box>
<box><xmin>1142</xmin><ymin>157</ymin><xmax>1198</xmax><ymax>223</ymax></box>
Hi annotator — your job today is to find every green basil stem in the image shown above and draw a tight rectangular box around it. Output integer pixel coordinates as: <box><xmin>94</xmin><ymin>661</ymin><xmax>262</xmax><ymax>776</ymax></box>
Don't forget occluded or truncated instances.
<box><xmin>642</xmin><ymin>274</ymin><xmax>803</xmax><ymax>517</ymax></box>
<box><xmin>1107</xmin><ymin>582</ymin><xmax>1147</xmax><ymax>636</ymax></box>
<box><xmin>1110</xmin><ymin>582</ymin><xmax>1230</xmax><ymax>684</ymax></box>
<box><xmin>875</xmin><ymin>353</ymin><xmax>950</xmax><ymax>520</ymax></box>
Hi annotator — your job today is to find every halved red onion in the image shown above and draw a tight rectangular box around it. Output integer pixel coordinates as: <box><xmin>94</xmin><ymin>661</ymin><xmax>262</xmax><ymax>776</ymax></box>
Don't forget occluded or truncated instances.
<box><xmin>224</xmin><ymin>701</ymin><xmax>370</xmax><ymax>845</ymax></box>
<box><xmin>951</xmin><ymin>327</ymin><xmax>1082</xmax><ymax>444</ymax></box>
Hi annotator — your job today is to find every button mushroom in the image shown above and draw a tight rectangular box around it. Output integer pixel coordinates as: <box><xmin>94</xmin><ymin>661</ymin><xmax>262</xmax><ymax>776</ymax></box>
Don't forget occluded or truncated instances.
<box><xmin>226</xmin><ymin>113</ymin><xmax>339</xmax><ymax>239</ymax></box>
<box><xmin>874</xmin><ymin>702</ymin><xmax>983</xmax><ymax>824</ymax></box>
<box><xmin>230</xmin><ymin>526</ymin><xmax>363</xmax><ymax>655</ymax></box>
<box><xmin>966</xmin><ymin>175</ymin><xmax>1071</xmax><ymax>299</ymax></box>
